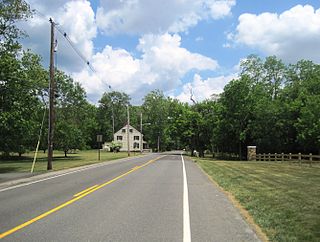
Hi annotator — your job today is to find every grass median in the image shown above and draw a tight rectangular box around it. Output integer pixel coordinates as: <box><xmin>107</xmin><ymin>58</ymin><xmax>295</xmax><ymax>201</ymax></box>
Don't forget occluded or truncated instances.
<box><xmin>0</xmin><ymin>150</ymin><xmax>130</xmax><ymax>173</ymax></box>
<box><xmin>194</xmin><ymin>158</ymin><xmax>320</xmax><ymax>242</ymax></box>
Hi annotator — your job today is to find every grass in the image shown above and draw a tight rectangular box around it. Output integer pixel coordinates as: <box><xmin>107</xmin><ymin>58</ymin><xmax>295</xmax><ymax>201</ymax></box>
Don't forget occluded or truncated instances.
<box><xmin>194</xmin><ymin>158</ymin><xmax>320</xmax><ymax>242</ymax></box>
<box><xmin>0</xmin><ymin>150</ymin><xmax>130</xmax><ymax>173</ymax></box>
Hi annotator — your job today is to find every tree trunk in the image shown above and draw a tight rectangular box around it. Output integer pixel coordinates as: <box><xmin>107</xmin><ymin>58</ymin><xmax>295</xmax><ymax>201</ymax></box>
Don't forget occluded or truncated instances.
<box><xmin>64</xmin><ymin>150</ymin><xmax>68</xmax><ymax>157</ymax></box>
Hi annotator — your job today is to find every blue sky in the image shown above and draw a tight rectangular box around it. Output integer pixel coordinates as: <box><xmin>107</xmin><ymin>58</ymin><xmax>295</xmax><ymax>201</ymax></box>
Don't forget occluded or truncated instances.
<box><xmin>21</xmin><ymin>0</ymin><xmax>320</xmax><ymax>104</ymax></box>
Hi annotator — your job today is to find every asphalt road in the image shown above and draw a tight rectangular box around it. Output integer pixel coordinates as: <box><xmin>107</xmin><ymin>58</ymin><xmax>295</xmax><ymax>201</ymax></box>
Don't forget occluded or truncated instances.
<box><xmin>0</xmin><ymin>153</ymin><xmax>260</xmax><ymax>241</ymax></box>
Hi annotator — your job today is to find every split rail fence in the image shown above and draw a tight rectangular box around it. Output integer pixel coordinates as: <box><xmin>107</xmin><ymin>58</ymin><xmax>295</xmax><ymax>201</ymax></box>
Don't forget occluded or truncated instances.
<box><xmin>255</xmin><ymin>153</ymin><xmax>320</xmax><ymax>166</ymax></box>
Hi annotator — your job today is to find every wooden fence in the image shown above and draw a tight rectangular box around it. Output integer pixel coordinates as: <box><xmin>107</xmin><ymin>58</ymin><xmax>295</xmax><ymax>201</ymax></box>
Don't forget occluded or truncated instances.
<box><xmin>255</xmin><ymin>153</ymin><xmax>320</xmax><ymax>166</ymax></box>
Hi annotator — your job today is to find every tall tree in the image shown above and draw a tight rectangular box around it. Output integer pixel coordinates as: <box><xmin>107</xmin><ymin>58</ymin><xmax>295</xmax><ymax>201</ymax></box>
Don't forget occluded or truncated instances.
<box><xmin>0</xmin><ymin>0</ymin><xmax>32</xmax><ymax>54</ymax></box>
<box><xmin>54</xmin><ymin>71</ymin><xmax>90</xmax><ymax>156</ymax></box>
<box><xmin>142</xmin><ymin>90</ymin><xmax>169</xmax><ymax>151</ymax></box>
<box><xmin>0</xmin><ymin>51</ymin><xmax>46</xmax><ymax>156</ymax></box>
<box><xmin>98</xmin><ymin>91</ymin><xmax>130</xmax><ymax>142</ymax></box>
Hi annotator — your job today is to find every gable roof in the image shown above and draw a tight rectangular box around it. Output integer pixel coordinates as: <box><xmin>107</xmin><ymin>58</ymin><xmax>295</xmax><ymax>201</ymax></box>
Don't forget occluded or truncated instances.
<box><xmin>115</xmin><ymin>125</ymin><xmax>141</xmax><ymax>135</ymax></box>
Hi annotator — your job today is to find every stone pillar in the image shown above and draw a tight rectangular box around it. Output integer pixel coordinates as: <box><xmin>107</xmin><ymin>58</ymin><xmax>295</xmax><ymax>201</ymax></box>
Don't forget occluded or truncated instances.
<box><xmin>247</xmin><ymin>146</ymin><xmax>257</xmax><ymax>161</ymax></box>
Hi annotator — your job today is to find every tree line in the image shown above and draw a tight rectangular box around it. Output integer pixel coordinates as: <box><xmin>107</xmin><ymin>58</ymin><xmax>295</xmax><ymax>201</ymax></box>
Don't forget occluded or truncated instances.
<box><xmin>1</xmin><ymin>0</ymin><xmax>319</xmax><ymax>158</ymax></box>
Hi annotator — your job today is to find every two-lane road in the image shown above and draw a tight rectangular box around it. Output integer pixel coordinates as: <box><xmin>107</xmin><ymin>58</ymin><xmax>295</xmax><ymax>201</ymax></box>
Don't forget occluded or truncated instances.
<box><xmin>0</xmin><ymin>153</ymin><xmax>260</xmax><ymax>241</ymax></box>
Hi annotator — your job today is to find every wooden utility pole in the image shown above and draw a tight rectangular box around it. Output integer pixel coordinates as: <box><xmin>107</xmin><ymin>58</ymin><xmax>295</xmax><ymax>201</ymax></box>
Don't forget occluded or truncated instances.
<box><xmin>127</xmin><ymin>105</ymin><xmax>130</xmax><ymax>156</ymax></box>
<box><xmin>47</xmin><ymin>18</ymin><xmax>55</xmax><ymax>170</ymax></box>
<box><xmin>140</xmin><ymin>112</ymin><xmax>143</xmax><ymax>153</ymax></box>
<box><xmin>111</xmin><ymin>104</ymin><xmax>115</xmax><ymax>138</ymax></box>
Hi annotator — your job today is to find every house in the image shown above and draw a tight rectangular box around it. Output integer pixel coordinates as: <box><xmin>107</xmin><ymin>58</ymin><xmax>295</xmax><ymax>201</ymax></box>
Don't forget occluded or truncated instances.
<box><xmin>114</xmin><ymin>125</ymin><xmax>148</xmax><ymax>152</ymax></box>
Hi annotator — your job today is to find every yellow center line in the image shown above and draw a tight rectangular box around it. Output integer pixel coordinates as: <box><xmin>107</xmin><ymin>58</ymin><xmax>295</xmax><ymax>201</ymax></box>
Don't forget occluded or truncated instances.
<box><xmin>131</xmin><ymin>166</ymin><xmax>140</xmax><ymax>170</ymax></box>
<box><xmin>73</xmin><ymin>185</ymin><xmax>99</xmax><ymax>197</ymax></box>
<box><xmin>0</xmin><ymin>156</ymin><xmax>165</xmax><ymax>239</ymax></box>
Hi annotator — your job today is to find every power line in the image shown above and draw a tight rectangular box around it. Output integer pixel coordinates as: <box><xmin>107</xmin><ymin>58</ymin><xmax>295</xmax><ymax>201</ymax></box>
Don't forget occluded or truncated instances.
<box><xmin>26</xmin><ymin>3</ymin><xmax>113</xmax><ymax>92</ymax></box>
<box><xmin>54</xmin><ymin>24</ymin><xmax>112</xmax><ymax>90</ymax></box>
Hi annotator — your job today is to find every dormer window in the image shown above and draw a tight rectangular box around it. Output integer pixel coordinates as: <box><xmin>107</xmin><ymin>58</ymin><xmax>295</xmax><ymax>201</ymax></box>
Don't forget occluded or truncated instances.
<box><xmin>122</xmin><ymin>129</ymin><xmax>126</xmax><ymax>133</ymax></box>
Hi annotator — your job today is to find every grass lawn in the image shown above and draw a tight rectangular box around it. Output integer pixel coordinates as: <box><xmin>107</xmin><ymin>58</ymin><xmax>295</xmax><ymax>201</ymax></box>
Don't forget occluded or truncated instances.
<box><xmin>0</xmin><ymin>150</ymin><xmax>130</xmax><ymax>173</ymax></box>
<box><xmin>195</xmin><ymin>158</ymin><xmax>320</xmax><ymax>242</ymax></box>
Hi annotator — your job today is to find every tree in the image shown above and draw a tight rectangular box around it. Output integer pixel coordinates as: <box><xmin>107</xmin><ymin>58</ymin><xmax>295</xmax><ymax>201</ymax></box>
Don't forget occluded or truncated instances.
<box><xmin>263</xmin><ymin>56</ymin><xmax>285</xmax><ymax>100</ymax></box>
<box><xmin>142</xmin><ymin>90</ymin><xmax>170</xmax><ymax>151</ymax></box>
<box><xmin>98</xmin><ymin>91</ymin><xmax>130</xmax><ymax>142</ymax></box>
<box><xmin>54</xmin><ymin>71</ymin><xmax>90</xmax><ymax>155</ymax></box>
<box><xmin>0</xmin><ymin>51</ymin><xmax>46</xmax><ymax>156</ymax></box>
<box><xmin>0</xmin><ymin>0</ymin><xmax>32</xmax><ymax>54</ymax></box>
<box><xmin>192</xmin><ymin>100</ymin><xmax>216</xmax><ymax>157</ymax></box>
<box><xmin>284</xmin><ymin>60</ymin><xmax>320</xmax><ymax>154</ymax></box>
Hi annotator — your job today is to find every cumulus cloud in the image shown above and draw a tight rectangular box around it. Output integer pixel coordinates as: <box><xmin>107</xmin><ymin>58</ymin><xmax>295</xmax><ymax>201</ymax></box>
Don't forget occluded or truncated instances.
<box><xmin>232</xmin><ymin>4</ymin><xmax>320</xmax><ymax>63</ymax></box>
<box><xmin>73</xmin><ymin>33</ymin><xmax>218</xmax><ymax>103</ymax></box>
<box><xmin>175</xmin><ymin>73</ymin><xmax>237</xmax><ymax>103</ymax></box>
<box><xmin>20</xmin><ymin>0</ymin><xmax>96</xmax><ymax>72</ymax></box>
<box><xmin>96</xmin><ymin>0</ymin><xmax>236</xmax><ymax>34</ymax></box>
<box><xmin>19</xmin><ymin>1</ymin><xmax>225</xmax><ymax>104</ymax></box>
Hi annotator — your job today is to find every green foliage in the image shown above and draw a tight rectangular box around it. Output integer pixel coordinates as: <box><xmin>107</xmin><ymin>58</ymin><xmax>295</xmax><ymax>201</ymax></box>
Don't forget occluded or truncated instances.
<box><xmin>0</xmin><ymin>0</ymin><xmax>32</xmax><ymax>54</ymax></box>
<box><xmin>0</xmin><ymin>51</ymin><xmax>46</xmax><ymax>156</ymax></box>
<box><xmin>1</xmin><ymin>17</ymin><xmax>319</xmax><ymax>159</ymax></box>
<box><xmin>215</xmin><ymin>56</ymin><xmax>320</xmax><ymax>156</ymax></box>
<box><xmin>142</xmin><ymin>90</ymin><xmax>170</xmax><ymax>151</ymax></box>
<box><xmin>54</xmin><ymin>71</ymin><xmax>93</xmax><ymax>155</ymax></box>
<box><xmin>98</xmin><ymin>91</ymin><xmax>130</xmax><ymax>141</ymax></box>
<box><xmin>110</xmin><ymin>141</ymin><xmax>122</xmax><ymax>152</ymax></box>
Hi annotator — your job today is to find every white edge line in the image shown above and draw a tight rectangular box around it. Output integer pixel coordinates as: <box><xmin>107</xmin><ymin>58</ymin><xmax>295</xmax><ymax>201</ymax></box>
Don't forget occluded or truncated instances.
<box><xmin>0</xmin><ymin>155</ymin><xmax>151</xmax><ymax>193</ymax></box>
<box><xmin>181</xmin><ymin>154</ymin><xmax>191</xmax><ymax>242</ymax></box>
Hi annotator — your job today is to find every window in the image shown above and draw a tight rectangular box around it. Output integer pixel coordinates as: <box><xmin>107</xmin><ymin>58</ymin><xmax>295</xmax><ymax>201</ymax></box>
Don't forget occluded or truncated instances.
<box><xmin>117</xmin><ymin>136</ymin><xmax>123</xmax><ymax>141</ymax></box>
<box><xmin>134</xmin><ymin>136</ymin><xmax>140</xmax><ymax>140</ymax></box>
<box><xmin>133</xmin><ymin>142</ymin><xmax>139</xmax><ymax>149</ymax></box>
<box><xmin>122</xmin><ymin>129</ymin><xmax>126</xmax><ymax>133</ymax></box>
<box><xmin>129</xmin><ymin>129</ymin><xmax>133</xmax><ymax>133</ymax></box>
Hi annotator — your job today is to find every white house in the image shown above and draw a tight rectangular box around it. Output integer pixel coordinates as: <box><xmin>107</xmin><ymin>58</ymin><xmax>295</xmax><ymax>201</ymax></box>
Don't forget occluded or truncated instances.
<box><xmin>114</xmin><ymin>125</ymin><xmax>148</xmax><ymax>152</ymax></box>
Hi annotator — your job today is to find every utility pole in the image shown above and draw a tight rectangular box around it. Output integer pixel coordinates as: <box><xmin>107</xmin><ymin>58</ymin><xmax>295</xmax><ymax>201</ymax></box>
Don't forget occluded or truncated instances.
<box><xmin>140</xmin><ymin>112</ymin><xmax>143</xmax><ymax>153</ymax></box>
<box><xmin>157</xmin><ymin>135</ymin><xmax>160</xmax><ymax>153</ymax></box>
<box><xmin>111</xmin><ymin>104</ymin><xmax>115</xmax><ymax>138</ymax></box>
<box><xmin>47</xmin><ymin>18</ymin><xmax>55</xmax><ymax>170</ymax></box>
<box><xmin>127</xmin><ymin>105</ymin><xmax>130</xmax><ymax>157</ymax></box>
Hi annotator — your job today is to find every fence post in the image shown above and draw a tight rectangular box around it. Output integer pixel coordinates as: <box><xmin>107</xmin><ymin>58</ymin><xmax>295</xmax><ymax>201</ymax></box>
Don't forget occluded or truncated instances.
<box><xmin>263</xmin><ymin>153</ymin><xmax>265</xmax><ymax>161</ymax></box>
<box><xmin>247</xmin><ymin>146</ymin><xmax>257</xmax><ymax>161</ymax></box>
<box><xmin>298</xmin><ymin>152</ymin><xmax>301</xmax><ymax>166</ymax></box>
<box><xmin>281</xmin><ymin>153</ymin><xmax>284</xmax><ymax>162</ymax></box>
<box><xmin>289</xmin><ymin>153</ymin><xmax>292</xmax><ymax>161</ymax></box>
<box><xmin>275</xmin><ymin>153</ymin><xmax>277</xmax><ymax>161</ymax></box>
<box><xmin>309</xmin><ymin>153</ymin><xmax>312</xmax><ymax>167</ymax></box>
<box><xmin>268</xmin><ymin>153</ymin><xmax>271</xmax><ymax>162</ymax></box>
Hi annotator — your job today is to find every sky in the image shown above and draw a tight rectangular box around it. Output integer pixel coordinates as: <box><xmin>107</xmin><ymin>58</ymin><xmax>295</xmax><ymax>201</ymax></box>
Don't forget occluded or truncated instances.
<box><xmin>20</xmin><ymin>0</ymin><xmax>320</xmax><ymax>104</ymax></box>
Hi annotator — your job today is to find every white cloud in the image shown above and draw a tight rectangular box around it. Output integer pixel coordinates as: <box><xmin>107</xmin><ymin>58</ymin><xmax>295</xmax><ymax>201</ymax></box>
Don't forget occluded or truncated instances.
<box><xmin>232</xmin><ymin>4</ymin><xmax>320</xmax><ymax>63</ymax></box>
<box><xmin>73</xmin><ymin>33</ymin><xmax>218</xmax><ymax>103</ymax></box>
<box><xmin>96</xmin><ymin>0</ymin><xmax>236</xmax><ymax>34</ymax></box>
<box><xmin>20</xmin><ymin>1</ymin><xmax>224</xmax><ymax>104</ymax></box>
<box><xmin>175</xmin><ymin>73</ymin><xmax>237</xmax><ymax>103</ymax></box>
<box><xmin>20</xmin><ymin>0</ymin><xmax>96</xmax><ymax>72</ymax></box>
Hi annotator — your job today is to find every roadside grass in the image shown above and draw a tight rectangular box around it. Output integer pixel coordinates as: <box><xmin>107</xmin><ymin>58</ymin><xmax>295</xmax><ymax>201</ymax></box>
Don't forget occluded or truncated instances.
<box><xmin>195</xmin><ymin>158</ymin><xmax>320</xmax><ymax>242</ymax></box>
<box><xmin>0</xmin><ymin>150</ymin><xmax>129</xmax><ymax>173</ymax></box>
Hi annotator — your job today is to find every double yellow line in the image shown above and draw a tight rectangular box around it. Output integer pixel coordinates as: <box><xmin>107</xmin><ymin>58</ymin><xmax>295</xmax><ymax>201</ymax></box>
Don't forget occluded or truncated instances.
<box><xmin>0</xmin><ymin>156</ymin><xmax>163</xmax><ymax>239</ymax></box>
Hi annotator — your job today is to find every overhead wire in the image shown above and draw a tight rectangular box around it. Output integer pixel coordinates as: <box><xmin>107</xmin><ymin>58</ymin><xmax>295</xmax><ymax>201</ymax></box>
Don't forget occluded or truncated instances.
<box><xmin>54</xmin><ymin>23</ymin><xmax>112</xmax><ymax>90</ymax></box>
<box><xmin>28</xmin><ymin>5</ymin><xmax>113</xmax><ymax>94</ymax></box>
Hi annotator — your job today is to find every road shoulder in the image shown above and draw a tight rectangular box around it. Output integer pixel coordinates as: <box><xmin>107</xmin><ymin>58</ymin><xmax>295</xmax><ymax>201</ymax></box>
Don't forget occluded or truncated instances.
<box><xmin>0</xmin><ymin>155</ymin><xmax>148</xmax><ymax>191</ymax></box>
<box><xmin>192</xmin><ymin>158</ymin><xmax>269</xmax><ymax>242</ymax></box>
<box><xmin>184</xmin><ymin>155</ymin><xmax>263</xmax><ymax>242</ymax></box>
